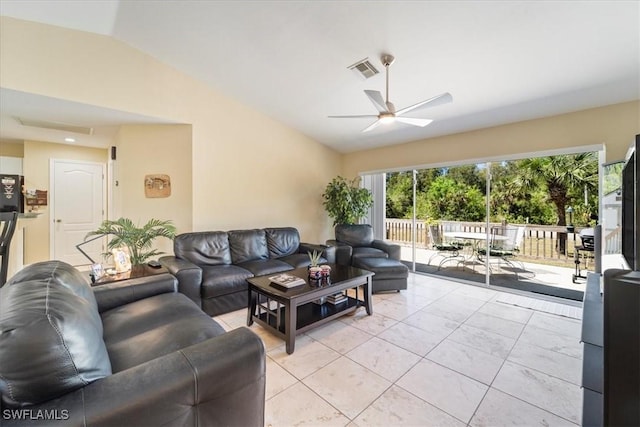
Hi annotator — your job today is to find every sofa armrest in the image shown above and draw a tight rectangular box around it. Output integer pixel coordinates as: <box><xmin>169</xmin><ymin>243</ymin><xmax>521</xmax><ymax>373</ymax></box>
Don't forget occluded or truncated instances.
<box><xmin>326</xmin><ymin>240</ymin><xmax>353</xmax><ymax>266</ymax></box>
<box><xmin>93</xmin><ymin>273</ymin><xmax>177</xmax><ymax>312</ymax></box>
<box><xmin>298</xmin><ymin>243</ymin><xmax>336</xmax><ymax>264</ymax></box>
<box><xmin>372</xmin><ymin>239</ymin><xmax>401</xmax><ymax>260</ymax></box>
<box><xmin>159</xmin><ymin>256</ymin><xmax>203</xmax><ymax>307</ymax></box>
<box><xmin>2</xmin><ymin>328</ymin><xmax>266</xmax><ymax>427</ymax></box>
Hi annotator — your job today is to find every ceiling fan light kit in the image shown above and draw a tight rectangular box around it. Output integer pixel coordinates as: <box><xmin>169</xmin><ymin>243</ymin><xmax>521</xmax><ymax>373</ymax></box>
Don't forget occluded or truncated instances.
<box><xmin>329</xmin><ymin>53</ymin><xmax>452</xmax><ymax>132</ymax></box>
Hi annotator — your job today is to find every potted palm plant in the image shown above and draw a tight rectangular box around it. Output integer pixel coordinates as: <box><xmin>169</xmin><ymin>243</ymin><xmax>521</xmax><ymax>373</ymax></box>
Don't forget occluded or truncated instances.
<box><xmin>85</xmin><ymin>217</ymin><xmax>176</xmax><ymax>268</ymax></box>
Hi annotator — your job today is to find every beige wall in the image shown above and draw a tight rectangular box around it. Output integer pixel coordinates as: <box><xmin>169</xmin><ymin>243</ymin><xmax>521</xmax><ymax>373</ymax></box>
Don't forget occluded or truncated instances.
<box><xmin>22</xmin><ymin>140</ymin><xmax>107</xmax><ymax>263</ymax></box>
<box><xmin>0</xmin><ymin>17</ymin><xmax>342</xmax><ymax>246</ymax></box>
<box><xmin>114</xmin><ymin>124</ymin><xmax>192</xmax><ymax>257</ymax></box>
<box><xmin>3</xmin><ymin>16</ymin><xmax>637</xmax><ymax>254</ymax></box>
<box><xmin>344</xmin><ymin>101</ymin><xmax>640</xmax><ymax>176</ymax></box>
<box><xmin>0</xmin><ymin>140</ymin><xmax>24</xmax><ymax>157</ymax></box>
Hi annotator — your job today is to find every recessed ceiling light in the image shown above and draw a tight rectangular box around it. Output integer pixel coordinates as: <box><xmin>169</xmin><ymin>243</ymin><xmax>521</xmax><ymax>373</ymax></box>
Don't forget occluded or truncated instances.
<box><xmin>64</xmin><ymin>137</ymin><xmax>76</xmax><ymax>143</ymax></box>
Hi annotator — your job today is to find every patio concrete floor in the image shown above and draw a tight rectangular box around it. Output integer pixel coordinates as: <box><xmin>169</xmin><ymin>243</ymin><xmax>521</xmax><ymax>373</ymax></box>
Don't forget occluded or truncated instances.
<box><xmin>399</xmin><ymin>246</ymin><xmax>589</xmax><ymax>301</ymax></box>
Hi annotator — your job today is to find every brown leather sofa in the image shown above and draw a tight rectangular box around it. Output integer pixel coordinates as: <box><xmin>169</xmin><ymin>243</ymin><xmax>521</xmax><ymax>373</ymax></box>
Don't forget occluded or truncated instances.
<box><xmin>160</xmin><ymin>227</ymin><xmax>335</xmax><ymax>316</ymax></box>
<box><xmin>0</xmin><ymin>261</ymin><xmax>265</xmax><ymax>427</ymax></box>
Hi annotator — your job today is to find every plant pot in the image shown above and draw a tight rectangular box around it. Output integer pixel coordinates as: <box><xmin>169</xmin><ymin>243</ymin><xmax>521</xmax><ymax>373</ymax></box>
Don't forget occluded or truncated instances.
<box><xmin>320</xmin><ymin>265</ymin><xmax>331</xmax><ymax>277</ymax></box>
<box><xmin>308</xmin><ymin>266</ymin><xmax>322</xmax><ymax>280</ymax></box>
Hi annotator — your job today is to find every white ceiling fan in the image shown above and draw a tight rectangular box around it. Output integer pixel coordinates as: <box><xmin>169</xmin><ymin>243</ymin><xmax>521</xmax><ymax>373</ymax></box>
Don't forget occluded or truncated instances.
<box><xmin>329</xmin><ymin>54</ymin><xmax>453</xmax><ymax>132</ymax></box>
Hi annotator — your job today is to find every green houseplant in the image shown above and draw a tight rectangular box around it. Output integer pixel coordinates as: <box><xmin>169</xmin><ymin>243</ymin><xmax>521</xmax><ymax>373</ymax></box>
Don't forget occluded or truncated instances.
<box><xmin>307</xmin><ymin>250</ymin><xmax>323</xmax><ymax>267</ymax></box>
<box><xmin>85</xmin><ymin>217</ymin><xmax>176</xmax><ymax>266</ymax></box>
<box><xmin>322</xmin><ymin>176</ymin><xmax>373</xmax><ymax>225</ymax></box>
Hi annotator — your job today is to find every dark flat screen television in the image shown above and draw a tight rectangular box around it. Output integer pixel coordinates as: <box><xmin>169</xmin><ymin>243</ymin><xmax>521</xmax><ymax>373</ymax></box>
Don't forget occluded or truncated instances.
<box><xmin>621</xmin><ymin>134</ymin><xmax>639</xmax><ymax>271</ymax></box>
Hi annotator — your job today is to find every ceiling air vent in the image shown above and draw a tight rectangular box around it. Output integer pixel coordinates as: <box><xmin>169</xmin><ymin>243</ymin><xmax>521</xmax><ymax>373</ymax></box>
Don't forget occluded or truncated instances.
<box><xmin>17</xmin><ymin>118</ymin><xmax>94</xmax><ymax>135</ymax></box>
<box><xmin>348</xmin><ymin>58</ymin><xmax>379</xmax><ymax>79</ymax></box>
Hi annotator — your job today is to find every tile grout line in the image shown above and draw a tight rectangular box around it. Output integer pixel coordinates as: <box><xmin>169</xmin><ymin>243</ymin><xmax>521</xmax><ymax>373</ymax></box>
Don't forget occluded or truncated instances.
<box><xmin>467</xmin><ymin>308</ymin><xmax>581</xmax><ymax>426</ymax></box>
<box><xmin>465</xmin><ymin>299</ymin><xmax>528</xmax><ymax>426</ymax></box>
<box><xmin>254</xmin><ymin>273</ymin><xmax>583</xmax><ymax>426</ymax></box>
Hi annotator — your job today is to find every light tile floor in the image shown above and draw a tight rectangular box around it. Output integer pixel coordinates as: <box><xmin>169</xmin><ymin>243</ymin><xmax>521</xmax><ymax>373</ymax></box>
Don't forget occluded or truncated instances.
<box><xmin>214</xmin><ymin>273</ymin><xmax>583</xmax><ymax>427</ymax></box>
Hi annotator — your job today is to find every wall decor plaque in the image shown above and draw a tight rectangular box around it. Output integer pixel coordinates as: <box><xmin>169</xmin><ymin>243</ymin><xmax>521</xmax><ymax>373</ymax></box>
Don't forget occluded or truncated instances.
<box><xmin>144</xmin><ymin>174</ymin><xmax>171</xmax><ymax>198</ymax></box>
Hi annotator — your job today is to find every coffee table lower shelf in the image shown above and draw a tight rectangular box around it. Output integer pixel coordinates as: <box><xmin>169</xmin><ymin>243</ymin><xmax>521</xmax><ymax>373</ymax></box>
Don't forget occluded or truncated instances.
<box><xmin>253</xmin><ymin>297</ymin><xmax>360</xmax><ymax>336</ymax></box>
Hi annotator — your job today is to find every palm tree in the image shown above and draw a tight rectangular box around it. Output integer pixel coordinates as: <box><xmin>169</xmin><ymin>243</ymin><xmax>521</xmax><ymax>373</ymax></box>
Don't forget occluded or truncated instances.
<box><xmin>512</xmin><ymin>152</ymin><xmax>598</xmax><ymax>253</ymax></box>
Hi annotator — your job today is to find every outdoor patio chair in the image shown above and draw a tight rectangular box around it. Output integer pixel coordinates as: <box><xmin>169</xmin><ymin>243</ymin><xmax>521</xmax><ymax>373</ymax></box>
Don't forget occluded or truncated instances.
<box><xmin>427</xmin><ymin>224</ymin><xmax>464</xmax><ymax>270</ymax></box>
<box><xmin>478</xmin><ymin>226</ymin><xmax>526</xmax><ymax>273</ymax></box>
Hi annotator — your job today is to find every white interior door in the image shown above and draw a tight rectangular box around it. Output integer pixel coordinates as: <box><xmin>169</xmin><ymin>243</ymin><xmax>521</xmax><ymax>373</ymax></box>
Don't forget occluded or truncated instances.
<box><xmin>51</xmin><ymin>160</ymin><xmax>106</xmax><ymax>265</ymax></box>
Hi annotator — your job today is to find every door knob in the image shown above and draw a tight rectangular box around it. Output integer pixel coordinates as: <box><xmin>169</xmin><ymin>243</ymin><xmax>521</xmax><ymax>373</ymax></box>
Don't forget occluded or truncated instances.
<box><xmin>56</xmin><ymin>219</ymin><xmax>62</xmax><ymax>223</ymax></box>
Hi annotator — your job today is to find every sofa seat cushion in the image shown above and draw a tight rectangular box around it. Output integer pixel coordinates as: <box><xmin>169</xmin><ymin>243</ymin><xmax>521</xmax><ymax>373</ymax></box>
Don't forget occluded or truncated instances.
<box><xmin>351</xmin><ymin>247</ymin><xmax>389</xmax><ymax>260</ymax></box>
<box><xmin>237</xmin><ymin>259</ymin><xmax>293</xmax><ymax>276</ymax></box>
<box><xmin>201</xmin><ymin>264</ymin><xmax>253</xmax><ymax>299</ymax></box>
<box><xmin>352</xmin><ymin>257</ymin><xmax>409</xmax><ymax>280</ymax></box>
<box><xmin>101</xmin><ymin>293</ymin><xmax>225</xmax><ymax>372</ymax></box>
<box><xmin>101</xmin><ymin>291</ymin><xmax>208</xmax><ymax>341</ymax></box>
<box><xmin>280</xmin><ymin>253</ymin><xmax>329</xmax><ymax>269</ymax></box>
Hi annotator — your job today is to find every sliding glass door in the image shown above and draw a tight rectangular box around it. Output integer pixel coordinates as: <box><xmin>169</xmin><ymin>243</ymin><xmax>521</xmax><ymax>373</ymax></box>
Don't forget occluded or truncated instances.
<box><xmin>385</xmin><ymin>171</ymin><xmax>417</xmax><ymax>268</ymax></box>
<box><xmin>385</xmin><ymin>165</ymin><xmax>490</xmax><ymax>285</ymax></box>
<box><xmin>382</xmin><ymin>150</ymin><xmax>601</xmax><ymax>301</ymax></box>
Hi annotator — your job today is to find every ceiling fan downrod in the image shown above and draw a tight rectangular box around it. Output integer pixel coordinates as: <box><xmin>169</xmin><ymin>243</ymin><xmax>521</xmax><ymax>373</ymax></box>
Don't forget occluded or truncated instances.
<box><xmin>381</xmin><ymin>54</ymin><xmax>395</xmax><ymax>112</ymax></box>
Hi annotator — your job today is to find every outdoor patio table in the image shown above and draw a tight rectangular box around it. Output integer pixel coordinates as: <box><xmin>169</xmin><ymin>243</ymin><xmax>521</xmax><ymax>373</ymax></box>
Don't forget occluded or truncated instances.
<box><xmin>443</xmin><ymin>231</ymin><xmax>508</xmax><ymax>268</ymax></box>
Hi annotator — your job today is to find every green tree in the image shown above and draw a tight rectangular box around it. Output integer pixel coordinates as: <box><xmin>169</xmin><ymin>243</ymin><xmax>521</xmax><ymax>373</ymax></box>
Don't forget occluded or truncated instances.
<box><xmin>514</xmin><ymin>153</ymin><xmax>598</xmax><ymax>226</ymax></box>
<box><xmin>603</xmin><ymin>162</ymin><xmax>623</xmax><ymax>195</ymax></box>
<box><xmin>513</xmin><ymin>152</ymin><xmax>598</xmax><ymax>252</ymax></box>
<box><xmin>490</xmin><ymin>162</ymin><xmax>556</xmax><ymax>224</ymax></box>
<box><xmin>446</xmin><ymin>164</ymin><xmax>484</xmax><ymax>193</ymax></box>
<box><xmin>423</xmin><ymin>176</ymin><xmax>485</xmax><ymax>221</ymax></box>
<box><xmin>416</xmin><ymin>168</ymin><xmax>442</xmax><ymax>193</ymax></box>
<box><xmin>386</xmin><ymin>172</ymin><xmax>413</xmax><ymax>218</ymax></box>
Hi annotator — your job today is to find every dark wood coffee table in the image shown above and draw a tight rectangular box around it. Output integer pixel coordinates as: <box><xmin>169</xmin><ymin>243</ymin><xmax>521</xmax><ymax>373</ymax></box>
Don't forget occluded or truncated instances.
<box><xmin>247</xmin><ymin>264</ymin><xmax>374</xmax><ymax>354</ymax></box>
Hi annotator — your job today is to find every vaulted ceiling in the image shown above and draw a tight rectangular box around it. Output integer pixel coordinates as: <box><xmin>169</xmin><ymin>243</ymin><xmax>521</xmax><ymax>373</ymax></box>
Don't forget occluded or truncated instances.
<box><xmin>1</xmin><ymin>1</ymin><xmax>638</xmax><ymax>153</ymax></box>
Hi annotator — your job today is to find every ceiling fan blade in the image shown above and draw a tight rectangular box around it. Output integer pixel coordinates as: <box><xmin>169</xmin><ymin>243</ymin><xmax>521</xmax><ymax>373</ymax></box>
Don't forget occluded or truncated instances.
<box><xmin>395</xmin><ymin>117</ymin><xmax>433</xmax><ymax>127</ymax></box>
<box><xmin>362</xmin><ymin>120</ymin><xmax>382</xmax><ymax>132</ymax></box>
<box><xmin>396</xmin><ymin>92</ymin><xmax>453</xmax><ymax>116</ymax></box>
<box><xmin>328</xmin><ymin>115</ymin><xmax>379</xmax><ymax>119</ymax></box>
<box><xmin>364</xmin><ymin>90</ymin><xmax>388</xmax><ymax>113</ymax></box>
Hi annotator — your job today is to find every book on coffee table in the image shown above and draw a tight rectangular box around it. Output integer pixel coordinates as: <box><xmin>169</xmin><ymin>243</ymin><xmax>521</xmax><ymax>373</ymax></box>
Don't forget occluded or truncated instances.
<box><xmin>327</xmin><ymin>292</ymin><xmax>347</xmax><ymax>304</ymax></box>
<box><xmin>269</xmin><ymin>273</ymin><xmax>306</xmax><ymax>288</ymax></box>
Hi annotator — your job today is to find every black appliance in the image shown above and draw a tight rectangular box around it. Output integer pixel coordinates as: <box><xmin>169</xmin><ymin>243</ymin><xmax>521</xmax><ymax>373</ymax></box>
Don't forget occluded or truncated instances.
<box><xmin>621</xmin><ymin>134</ymin><xmax>639</xmax><ymax>270</ymax></box>
<box><xmin>0</xmin><ymin>174</ymin><xmax>24</xmax><ymax>213</ymax></box>
<box><xmin>572</xmin><ymin>228</ymin><xmax>595</xmax><ymax>283</ymax></box>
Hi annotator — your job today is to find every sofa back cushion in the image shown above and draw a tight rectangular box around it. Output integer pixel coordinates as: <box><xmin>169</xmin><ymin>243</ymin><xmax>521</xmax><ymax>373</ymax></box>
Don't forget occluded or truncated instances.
<box><xmin>229</xmin><ymin>229</ymin><xmax>269</xmax><ymax>264</ymax></box>
<box><xmin>6</xmin><ymin>260</ymin><xmax>100</xmax><ymax>315</ymax></box>
<box><xmin>174</xmin><ymin>232</ymin><xmax>232</xmax><ymax>266</ymax></box>
<box><xmin>265</xmin><ymin>227</ymin><xmax>300</xmax><ymax>258</ymax></box>
<box><xmin>0</xmin><ymin>262</ymin><xmax>112</xmax><ymax>406</ymax></box>
<box><xmin>335</xmin><ymin>224</ymin><xmax>375</xmax><ymax>247</ymax></box>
